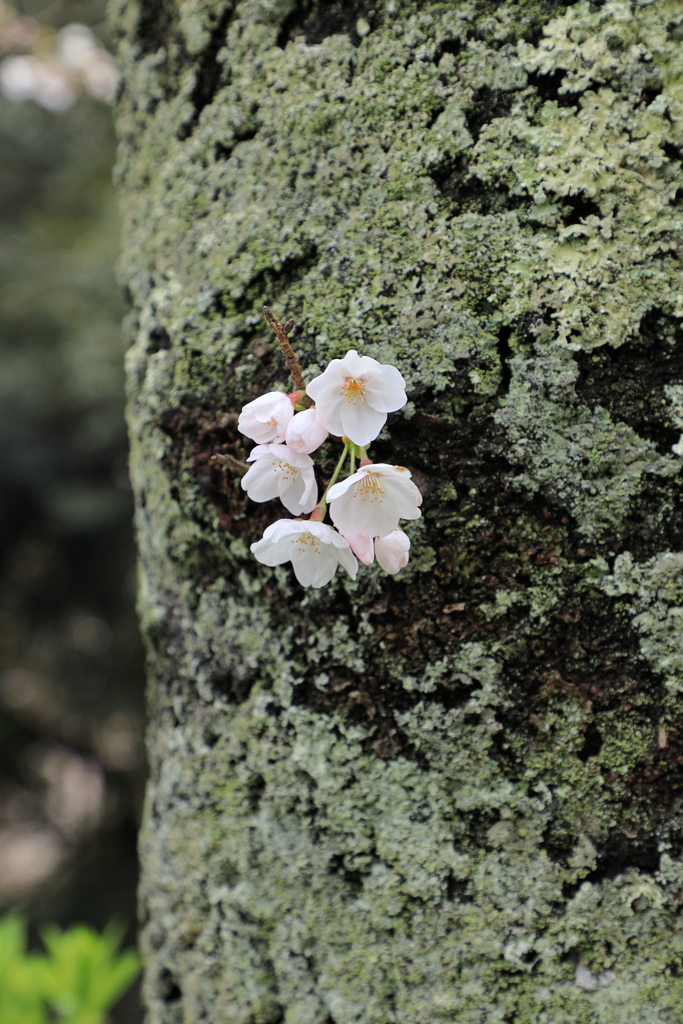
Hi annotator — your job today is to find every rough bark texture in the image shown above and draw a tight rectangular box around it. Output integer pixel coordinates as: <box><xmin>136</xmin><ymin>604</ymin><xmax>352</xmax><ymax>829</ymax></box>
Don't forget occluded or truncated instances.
<box><xmin>110</xmin><ymin>0</ymin><xmax>683</xmax><ymax>1020</ymax></box>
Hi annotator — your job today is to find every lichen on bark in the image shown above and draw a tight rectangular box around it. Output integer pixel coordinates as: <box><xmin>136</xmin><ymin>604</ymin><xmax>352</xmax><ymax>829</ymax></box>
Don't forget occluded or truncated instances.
<box><xmin>110</xmin><ymin>0</ymin><xmax>683</xmax><ymax>1020</ymax></box>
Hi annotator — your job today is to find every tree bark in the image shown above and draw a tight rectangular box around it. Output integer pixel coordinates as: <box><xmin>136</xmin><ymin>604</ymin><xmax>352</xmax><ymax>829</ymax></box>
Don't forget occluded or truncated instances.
<box><xmin>110</xmin><ymin>0</ymin><xmax>683</xmax><ymax>1020</ymax></box>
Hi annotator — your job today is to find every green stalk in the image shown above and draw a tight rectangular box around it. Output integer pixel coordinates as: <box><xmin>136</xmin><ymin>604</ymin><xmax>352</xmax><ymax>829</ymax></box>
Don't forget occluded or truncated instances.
<box><xmin>322</xmin><ymin>440</ymin><xmax>351</xmax><ymax>503</ymax></box>
<box><xmin>310</xmin><ymin>440</ymin><xmax>350</xmax><ymax>521</ymax></box>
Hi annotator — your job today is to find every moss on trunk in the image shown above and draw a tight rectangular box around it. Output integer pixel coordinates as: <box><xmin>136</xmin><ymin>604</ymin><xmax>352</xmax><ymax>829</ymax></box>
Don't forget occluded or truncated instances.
<box><xmin>110</xmin><ymin>0</ymin><xmax>683</xmax><ymax>1019</ymax></box>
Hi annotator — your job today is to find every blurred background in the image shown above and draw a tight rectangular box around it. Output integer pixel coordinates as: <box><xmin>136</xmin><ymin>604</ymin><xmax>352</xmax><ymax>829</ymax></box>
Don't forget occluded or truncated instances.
<box><xmin>0</xmin><ymin>0</ymin><xmax>144</xmax><ymax>1020</ymax></box>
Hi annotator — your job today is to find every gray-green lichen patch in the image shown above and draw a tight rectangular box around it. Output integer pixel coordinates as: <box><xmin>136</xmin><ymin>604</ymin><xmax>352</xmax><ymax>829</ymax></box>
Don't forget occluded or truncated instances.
<box><xmin>600</xmin><ymin>549</ymin><xmax>683</xmax><ymax>693</ymax></box>
<box><xmin>496</xmin><ymin>344</ymin><xmax>680</xmax><ymax>541</ymax></box>
<box><xmin>110</xmin><ymin>0</ymin><xmax>683</xmax><ymax>1019</ymax></box>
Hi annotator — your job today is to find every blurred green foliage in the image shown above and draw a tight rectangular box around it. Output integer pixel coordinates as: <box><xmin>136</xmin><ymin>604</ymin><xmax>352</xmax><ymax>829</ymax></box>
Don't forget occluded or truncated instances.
<box><xmin>0</xmin><ymin>913</ymin><xmax>140</xmax><ymax>1024</ymax></box>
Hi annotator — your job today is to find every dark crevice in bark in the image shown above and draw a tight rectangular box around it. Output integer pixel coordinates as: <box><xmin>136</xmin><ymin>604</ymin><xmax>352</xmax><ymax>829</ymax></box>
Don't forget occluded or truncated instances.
<box><xmin>213</xmin><ymin>121</ymin><xmax>259</xmax><ymax>164</ymax></box>
<box><xmin>638</xmin><ymin>83</ymin><xmax>664</xmax><ymax>107</ymax></box>
<box><xmin>562</xmin><ymin>835</ymin><xmax>665</xmax><ymax>894</ymax></box>
<box><xmin>158</xmin><ymin>968</ymin><xmax>182</xmax><ymax>1003</ymax></box>
<box><xmin>433</xmin><ymin>38</ymin><xmax>462</xmax><ymax>65</ymax></box>
<box><xmin>577</xmin><ymin>721</ymin><xmax>603</xmax><ymax>762</ymax></box>
<box><xmin>464</xmin><ymin>86</ymin><xmax>516</xmax><ymax>142</ymax></box>
<box><xmin>618</xmin><ymin>475</ymin><xmax>683</xmax><ymax>561</ymax></box>
<box><xmin>560</xmin><ymin>193</ymin><xmax>603</xmax><ymax>225</ymax></box>
<box><xmin>328</xmin><ymin>854</ymin><xmax>365</xmax><ymax>895</ymax></box>
<box><xmin>526</xmin><ymin>69</ymin><xmax>579</xmax><ymax>108</ymax></box>
<box><xmin>148</xmin><ymin>326</ymin><xmax>171</xmax><ymax>353</ymax></box>
<box><xmin>210</xmin><ymin>665</ymin><xmax>259</xmax><ymax>702</ymax></box>
<box><xmin>662</xmin><ymin>140</ymin><xmax>683</xmax><ymax>165</ymax></box>
<box><xmin>246</xmin><ymin>773</ymin><xmax>266</xmax><ymax>811</ymax></box>
<box><xmin>178</xmin><ymin>6</ymin><xmax>234</xmax><ymax>140</ymax></box>
<box><xmin>431</xmin><ymin>156</ymin><xmax>531</xmax><ymax>216</ymax></box>
<box><xmin>276</xmin><ymin>0</ymin><xmax>375</xmax><ymax>48</ymax></box>
<box><xmin>446</xmin><ymin>874</ymin><xmax>472</xmax><ymax>902</ymax></box>
<box><xmin>574</xmin><ymin>309</ymin><xmax>683</xmax><ymax>455</ymax></box>
<box><xmin>496</xmin><ymin>325</ymin><xmax>513</xmax><ymax>395</ymax></box>
<box><xmin>136</xmin><ymin>0</ymin><xmax>177</xmax><ymax>54</ymax></box>
<box><xmin>212</xmin><ymin>244</ymin><xmax>319</xmax><ymax>318</ymax></box>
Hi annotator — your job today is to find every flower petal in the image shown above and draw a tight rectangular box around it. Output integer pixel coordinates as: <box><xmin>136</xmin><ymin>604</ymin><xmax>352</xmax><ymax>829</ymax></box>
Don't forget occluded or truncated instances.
<box><xmin>375</xmin><ymin>530</ymin><xmax>410</xmax><ymax>574</ymax></box>
<box><xmin>306</xmin><ymin>364</ymin><xmax>345</xmax><ymax>402</ymax></box>
<box><xmin>365</xmin><ymin>384</ymin><xmax>407</xmax><ymax>414</ymax></box>
<box><xmin>339</xmin><ymin>350</ymin><xmax>373</xmax><ymax>377</ymax></box>
<box><xmin>340</xmin><ymin>401</ymin><xmax>387</xmax><ymax>446</ymax></box>
<box><xmin>241</xmin><ymin>459</ymin><xmax>280</xmax><ymax>503</ymax></box>
<box><xmin>290</xmin><ymin>541</ymin><xmax>339</xmax><ymax>587</ymax></box>
<box><xmin>344</xmin><ymin>534</ymin><xmax>375</xmax><ymax>564</ymax></box>
<box><xmin>251</xmin><ymin>533</ymin><xmax>292</xmax><ymax>566</ymax></box>
<box><xmin>335</xmin><ymin>542</ymin><xmax>359</xmax><ymax>580</ymax></box>
<box><xmin>279</xmin><ymin>464</ymin><xmax>318</xmax><ymax>515</ymax></box>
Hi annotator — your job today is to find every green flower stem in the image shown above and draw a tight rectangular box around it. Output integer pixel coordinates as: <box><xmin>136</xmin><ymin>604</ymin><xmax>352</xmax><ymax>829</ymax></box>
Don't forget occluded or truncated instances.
<box><xmin>312</xmin><ymin>441</ymin><xmax>350</xmax><ymax>520</ymax></box>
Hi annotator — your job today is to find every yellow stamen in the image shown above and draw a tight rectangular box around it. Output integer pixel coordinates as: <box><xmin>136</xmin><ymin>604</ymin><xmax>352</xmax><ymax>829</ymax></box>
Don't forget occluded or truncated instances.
<box><xmin>340</xmin><ymin>377</ymin><xmax>366</xmax><ymax>404</ymax></box>
<box><xmin>353</xmin><ymin>473</ymin><xmax>384</xmax><ymax>503</ymax></box>
<box><xmin>294</xmin><ymin>532</ymin><xmax>322</xmax><ymax>555</ymax></box>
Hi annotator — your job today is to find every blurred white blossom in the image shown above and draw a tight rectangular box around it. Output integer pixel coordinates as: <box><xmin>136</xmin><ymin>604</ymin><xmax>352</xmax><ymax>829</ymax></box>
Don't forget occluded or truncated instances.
<box><xmin>0</xmin><ymin>8</ymin><xmax>118</xmax><ymax>111</ymax></box>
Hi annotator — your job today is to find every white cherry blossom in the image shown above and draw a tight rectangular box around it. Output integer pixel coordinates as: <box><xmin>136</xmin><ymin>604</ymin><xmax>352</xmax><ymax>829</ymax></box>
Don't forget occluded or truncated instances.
<box><xmin>251</xmin><ymin>520</ymin><xmax>358</xmax><ymax>588</ymax></box>
<box><xmin>306</xmin><ymin>350</ymin><xmax>407</xmax><ymax>446</ymax></box>
<box><xmin>375</xmin><ymin>529</ymin><xmax>411</xmax><ymax>574</ymax></box>
<box><xmin>238</xmin><ymin>391</ymin><xmax>294</xmax><ymax>444</ymax></box>
<box><xmin>241</xmin><ymin>444</ymin><xmax>317</xmax><ymax>515</ymax></box>
<box><xmin>327</xmin><ymin>463</ymin><xmax>421</xmax><ymax>537</ymax></box>
<box><xmin>285</xmin><ymin>408</ymin><xmax>329</xmax><ymax>454</ymax></box>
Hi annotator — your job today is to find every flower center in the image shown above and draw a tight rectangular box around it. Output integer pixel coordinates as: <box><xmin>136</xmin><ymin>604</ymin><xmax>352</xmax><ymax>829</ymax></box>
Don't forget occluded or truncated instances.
<box><xmin>354</xmin><ymin>473</ymin><xmax>384</xmax><ymax>503</ymax></box>
<box><xmin>340</xmin><ymin>377</ymin><xmax>366</xmax><ymax>404</ymax></box>
<box><xmin>277</xmin><ymin>461</ymin><xmax>299</xmax><ymax>482</ymax></box>
<box><xmin>294</xmin><ymin>531</ymin><xmax>322</xmax><ymax>555</ymax></box>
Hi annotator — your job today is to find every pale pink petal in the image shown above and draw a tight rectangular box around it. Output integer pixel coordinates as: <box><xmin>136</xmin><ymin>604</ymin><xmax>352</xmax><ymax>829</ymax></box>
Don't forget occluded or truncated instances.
<box><xmin>368</xmin><ymin>364</ymin><xmax>405</xmax><ymax>388</ymax></box>
<box><xmin>340</xmin><ymin>401</ymin><xmax>387</xmax><ymax>446</ymax></box>
<box><xmin>306</xmin><ymin>364</ymin><xmax>345</xmax><ymax>402</ymax></box>
<box><xmin>307</xmin><ymin>385</ymin><xmax>345</xmax><ymax>434</ymax></box>
<box><xmin>326</xmin><ymin>474</ymin><xmax>356</xmax><ymax>502</ymax></box>
<box><xmin>263</xmin><ymin>519</ymin><xmax>304</xmax><ymax>543</ymax></box>
<box><xmin>329</xmin><ymin>487</ymin><xmax>400</xmax><ymax>538</ymax></box>
<box><xmin>298</xmin><ymin>467</ymin><xmax>319</xmax><ymax>511</ymax></box>
<box><xmin>246</xmin><ymin>444</ymin><xmax>272</xmax><ymax>462</ymax></box>
<box><xmin>291</xmin><ymin>544</ymin><xmax>339</xmax><ymax>587</ymax></box>
<box><xmin>285</xmin><ymin>408</ymin><xmax>329</xmax><ymax>454</ymax></box>
<box><xmin>365</xmin><ymin>382</ymin><xmax>408</xmax><ymax>414</ymax></box>
<box><xmin>251</xmin><ymin>532</ymin><xmax>294</xmax><ymax>566</ymax></box>
<box><xmin>241</xmin><ymin>459</ymin><xmax>280</xmax><ymax>503</ymax></box>
<box><xmin>335</xmin><ymin>542</ymin><xmax>359</xmax><ymax>580</ymax></box>
<box><xmin>344</xmin><ymin>534</ymin><xmax>375</xmax><ymax>564</ymax></box>
<box><xmin>375</xmin><ymin>530</ymin><xmax>410</xmax><ymax>574</ymax></box>
<box><xmin>238</xmin><ymin>392</ymin><xmax>294</xmax><ymax>443</ymax></box>
<box><xmin>339</xmin><ymin>350</ymin><xmax>372</xmax><ymax>377</ymax></box>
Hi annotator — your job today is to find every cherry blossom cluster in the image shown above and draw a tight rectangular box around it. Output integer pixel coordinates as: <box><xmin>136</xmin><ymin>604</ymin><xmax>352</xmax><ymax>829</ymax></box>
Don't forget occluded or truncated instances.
<box><xmin>234</xmin><ymin>315</ymin><xmax>421</xmax><ymax>589</ymax></box>
<box><xmin>0</xmin><ymin>7</ymin><xmax>118</xmax><ymax>112</ymax></box>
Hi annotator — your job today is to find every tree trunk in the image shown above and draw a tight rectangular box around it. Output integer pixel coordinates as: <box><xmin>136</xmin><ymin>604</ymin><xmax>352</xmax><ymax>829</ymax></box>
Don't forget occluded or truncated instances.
<box><xmin>110</xmin><ymin>0</ymin><xmax>683</xmax><ymax>1020</ymax></box>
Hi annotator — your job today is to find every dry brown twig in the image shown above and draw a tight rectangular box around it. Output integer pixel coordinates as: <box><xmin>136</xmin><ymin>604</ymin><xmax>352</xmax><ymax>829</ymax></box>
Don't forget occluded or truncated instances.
<box><xmin>263</xmin><ymin>306</ymin><xmax>313</xmax><ymax>408</ymax></box>
<box><xmin>211</xmin><ymin>453</ymin><xmax>249</xmax><ymax>475</ymax></box>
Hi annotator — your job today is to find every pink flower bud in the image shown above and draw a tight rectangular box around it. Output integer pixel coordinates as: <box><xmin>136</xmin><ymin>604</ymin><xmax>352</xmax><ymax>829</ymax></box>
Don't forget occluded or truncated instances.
<box><xmin>285</xmin><ymin>408</ymin><xmax>329</xmax><ymax>454</ymax></box>
<box><xmin>375</xmin><ymin>529</ymin><xmax>410</xmax><ymax>575</ymax></box>
<box><xmin>238</xmin><ymin>391</ymin><xmax>294</xmax><ymax>444</ymax></box>
<box><xmin>343</xmin><ymin>534</ymin><xmax>375</xmax><ymax>565</ymax></box>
